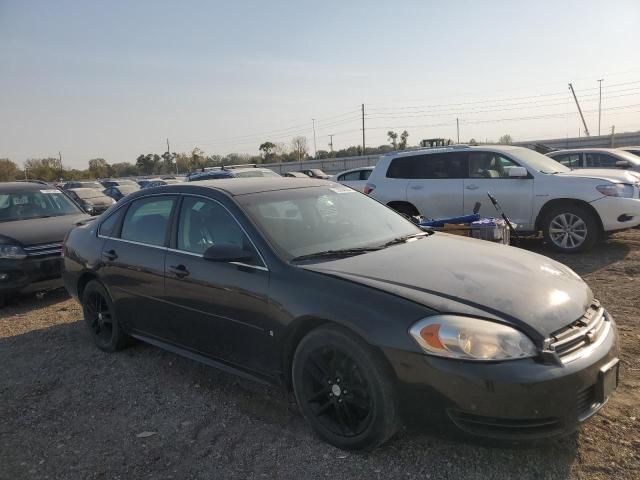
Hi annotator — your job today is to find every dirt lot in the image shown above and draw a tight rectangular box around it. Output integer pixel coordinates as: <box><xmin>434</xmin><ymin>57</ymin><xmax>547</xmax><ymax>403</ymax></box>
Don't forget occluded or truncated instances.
<box><xmin>1</xmin><ymin>232</ymin><xmax>639</xmax><ymax>480</ymax></box>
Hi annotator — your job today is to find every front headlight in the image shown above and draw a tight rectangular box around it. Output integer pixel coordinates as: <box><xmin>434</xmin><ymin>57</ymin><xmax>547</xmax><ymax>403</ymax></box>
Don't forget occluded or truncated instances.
<box><xmin>0</xmin><ymin>244</ymin><xmax>27</xmax><ymax>260</ymax></box>
<box><xmin>409</xmin><ymin>315</ymin><xmax>537</xmax><ymax>361</ymax></box>
<box><xmin>596</xmin><ymin>183</ymin><xmax>634</xmax><ymax>198</ymax></box>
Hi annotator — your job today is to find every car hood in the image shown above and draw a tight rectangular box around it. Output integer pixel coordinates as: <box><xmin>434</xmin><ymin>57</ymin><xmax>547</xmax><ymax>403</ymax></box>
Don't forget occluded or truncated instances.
<box><xmin>0</xmin><ymin>213</ymin><xmax>92</xmax><ymax>246</ymax></box>
<box><xmin>557</xmin><ymin>168</ymin><xmax>640</xmax><ymax>183</ymax></box>
<box><xmin>301</xmin><ymin>234</ymin><xmax>593</xmax><ymax>340</ymax></box>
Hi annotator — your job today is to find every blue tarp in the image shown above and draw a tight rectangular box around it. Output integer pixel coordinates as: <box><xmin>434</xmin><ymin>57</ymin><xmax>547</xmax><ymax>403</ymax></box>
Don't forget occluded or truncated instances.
<box><xmin>418</xmin><ymin>213</ymin><xmax>481</xmax><ymax>228</ymax></box>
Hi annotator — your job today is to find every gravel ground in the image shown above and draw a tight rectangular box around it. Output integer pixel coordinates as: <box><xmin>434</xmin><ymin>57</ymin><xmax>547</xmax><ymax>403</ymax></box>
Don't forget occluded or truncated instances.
<box><xmin>1</xmin><ymin>232</ymin><xmax>639</xmax><ymax>480</ymax></box>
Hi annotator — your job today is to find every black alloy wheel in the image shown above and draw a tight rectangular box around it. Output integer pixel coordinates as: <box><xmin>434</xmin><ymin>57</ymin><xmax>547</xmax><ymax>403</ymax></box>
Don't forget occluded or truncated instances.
<box><xmin>81</xmin><ymin>280</ymin><xmax>128</xmax><ymax>352</ymax></box>
<box><xmin>292</xmin><ymin>325</ymin><xmax>400</xmax><ymax>450</ymax></box>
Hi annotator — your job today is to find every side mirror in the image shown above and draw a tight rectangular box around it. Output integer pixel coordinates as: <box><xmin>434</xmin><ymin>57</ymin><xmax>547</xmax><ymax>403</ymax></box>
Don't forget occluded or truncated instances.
<box><xmin>615</xmin><ymin>160</ymin><xmax>630</xmax><ymax>169</ymax></box>
<box><xmin>508</xmin><ymin>166</ymin><xmax>528</xmax><ymax>178</ymax></box>
<box><xmin>203</xmin><ymin>244</ymin><xmax>253</xmax><ymax>263</ymax></box>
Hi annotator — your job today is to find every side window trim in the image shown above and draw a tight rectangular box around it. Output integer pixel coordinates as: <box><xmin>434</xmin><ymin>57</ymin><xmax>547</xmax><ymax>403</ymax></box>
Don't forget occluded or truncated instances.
<box><xmin>170</xmin><ymin>193</ymin><xmax>269</xmax><ymax>271</ymax></box>
<box><xmin>99</xmin><ymin>194</ymin><xmax>178</xmax><ymax>248</ymax></box>
<box><xmin>97</xmin><ymin>202</ymin><xmax>130</xmax><ymax>238</ymax></box>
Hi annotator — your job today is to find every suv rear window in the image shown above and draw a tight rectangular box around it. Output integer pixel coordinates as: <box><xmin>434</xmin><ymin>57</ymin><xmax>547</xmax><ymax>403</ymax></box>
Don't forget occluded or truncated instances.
<box><xmin>386</xmin><ymin>152</ymin><xmax>468</xmax><ymax>179</ymax></box>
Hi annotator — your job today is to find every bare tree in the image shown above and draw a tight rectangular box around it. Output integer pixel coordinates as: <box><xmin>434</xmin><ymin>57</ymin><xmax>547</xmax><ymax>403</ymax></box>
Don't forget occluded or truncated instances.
<box><xmin>291</xmin><ymin>136</ymin><xmax>308</xmax><ymax>162</ymax></box>
<box><xmin>498</xmin><ymin>134</ymin><xmax>513</xmax><ymax>145</ymax></box>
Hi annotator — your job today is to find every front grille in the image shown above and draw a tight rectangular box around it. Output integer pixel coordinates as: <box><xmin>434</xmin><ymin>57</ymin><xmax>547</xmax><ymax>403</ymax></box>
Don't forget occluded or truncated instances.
<box><xmin>23</xmin><ymin>242</ymin><xmax>63</xmax><ymax>258</ymax></box>
<box><xmin>548</xmin><ymin>302</ymin><xmax>610</xmax><ymax>363</ymax></box>
<box><xmin>448</xmin><ymin>410</ymin><xmax>563</xmax><ymax>439</ymax></box>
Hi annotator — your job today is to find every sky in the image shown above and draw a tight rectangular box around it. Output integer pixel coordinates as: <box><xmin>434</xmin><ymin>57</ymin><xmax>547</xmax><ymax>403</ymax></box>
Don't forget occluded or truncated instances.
<box><xmin>1</xmin><ymin>0</ymin><xmax>639</xmax><ymax>169</ymax></box>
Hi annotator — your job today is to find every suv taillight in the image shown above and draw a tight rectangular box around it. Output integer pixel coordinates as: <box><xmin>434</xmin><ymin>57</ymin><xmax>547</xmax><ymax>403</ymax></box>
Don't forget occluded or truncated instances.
<box><xmin>364</xmin><ymin>183</ymin><xmax>375</xmax><ymax>195</ymax></box>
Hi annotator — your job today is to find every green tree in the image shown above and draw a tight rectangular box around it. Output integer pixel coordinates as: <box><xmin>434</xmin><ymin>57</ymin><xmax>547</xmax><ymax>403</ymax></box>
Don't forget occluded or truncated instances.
<box><xmin>387</xmin><ymin>131</ymin><xmax>398</xmax><ymax>149</ymax></box>
<box><xmin>135</xmin><ymin>154</ymin><xmax>160</xmax><ymax>175</ymax></box>
<box><xmin>399</xmin><ymin>130</ymin><xmax>409</xmax><ymax>150</ymax></box>
<box><xmin>88</xmin><ymin>158</ymin><xmax>111</xmax><ymax>178</ymax></box>
<box><xmin>0</xmin><ymin>159</ymin><xmax>19</xmax><ymax>181</ymax></box>
<box><xmin>111</xmin><ymin>162</ymin><xmax>138</xmax><ymax>177</ymax></box>
<box><xmin>24</xmin><ymin>158</ymin><xmax>60</xmax><ymax>181</ymax></box>
<box><xmin>498</xmin><ymin>134</ymin><xmax>513</xmax><ymax>145</ymax></box>
<box><xmin>259</xmin><ymin>142</ymin><xmax>276</xmax><ymax>162</ymax></box>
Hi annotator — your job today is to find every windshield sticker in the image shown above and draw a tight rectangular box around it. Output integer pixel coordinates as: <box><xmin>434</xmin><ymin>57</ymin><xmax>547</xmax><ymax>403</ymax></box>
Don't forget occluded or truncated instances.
<box><xmin>329</xmin><ymin>186</ymin><xmax>354</xmax><ymax>194</ymax></box>
<box><xmin>40</xmin><ymin>189</ymin><xmax>60</xmax><ymax>194</ymax></box>
<box><xmin>13</xmin><ymin>196</ymin><xmax>28</xmax><ymax>205</ymax></box>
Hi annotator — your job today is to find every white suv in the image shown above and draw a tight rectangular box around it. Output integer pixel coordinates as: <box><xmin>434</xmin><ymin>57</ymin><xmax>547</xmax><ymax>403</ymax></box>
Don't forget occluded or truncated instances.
<box><xmin>365</xmin><ymin>145</ymin><xmax>640</xmax><ymax>252</ymax></box>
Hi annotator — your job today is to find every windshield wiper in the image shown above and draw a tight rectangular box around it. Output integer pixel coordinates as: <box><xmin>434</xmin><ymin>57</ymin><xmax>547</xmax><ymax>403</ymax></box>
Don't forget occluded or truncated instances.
<box><xmin>291</xmin><ymin>246</ymin><xmax>382</xmax><ymax>262</ymax></box>
<box><xmin>380</xmin><ymin>232</ymin><xmax>431</xmax><ymax>248</ymax></box>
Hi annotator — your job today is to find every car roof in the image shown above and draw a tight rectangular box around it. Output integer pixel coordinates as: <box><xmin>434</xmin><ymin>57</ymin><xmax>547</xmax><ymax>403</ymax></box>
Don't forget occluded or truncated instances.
<box><xmin>336</xmin><ymin>166</ymin><xmax>374</xmax><ymax>174</ymax></box>
<box><xmin>0</xmin><ymin>182</ymin><xmax>54</xmax><ymax>192</ymax></box>
<box><xmin>383</xmin><ymin>144</ymin><xmax>523</xmax><ymax>159</ymax></box>
<box><xmin>166</xmin><ymin>177</ymin><xmax>331</xmax><ymax>196</ymax></box>
<box><xmin>549</xmin><ymin>148</ymin><xmax>622</xmax><ymax>154</ymax></box>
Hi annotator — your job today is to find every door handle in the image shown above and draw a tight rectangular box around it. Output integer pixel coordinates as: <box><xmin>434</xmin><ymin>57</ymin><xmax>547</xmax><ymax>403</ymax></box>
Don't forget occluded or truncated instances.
<box><xmin>410</xmin><ymin>185</ymin><xmax>424</xmax><ymax>190</ymax></box>
<box><xmin>169</xmin><ymin>264</ymin><xmax>190</xmax><ymax>278</ymax></box>
<box><xmin>102</xmin><ymin>249</ymin><xmax>118</xmax><ymax>261</ymax></box>
<box><xmin>465</xmin><ymin>184</ymin><xmax>479</xmax><ymax>190</ymax></box>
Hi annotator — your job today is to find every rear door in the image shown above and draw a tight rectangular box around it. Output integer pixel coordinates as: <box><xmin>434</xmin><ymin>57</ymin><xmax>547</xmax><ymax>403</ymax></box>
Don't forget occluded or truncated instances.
<box><xmin>99</xmin><ymin>195</ymin><xmax>177</xmax><ymax>339</ymax></box>
<box><xmin>405</xmin><ymin>152</ymin><xmax>467</xmax><ymax>218</ymax></box>
<box><xmin>163</xmin><ymin>195</ymin><xmax>272</xmax><ymax>373</ymax></box>
<box><xmin>463</xmin><ymin>151</ymin><xmax>534</xmax><ymax>229</ymax></box>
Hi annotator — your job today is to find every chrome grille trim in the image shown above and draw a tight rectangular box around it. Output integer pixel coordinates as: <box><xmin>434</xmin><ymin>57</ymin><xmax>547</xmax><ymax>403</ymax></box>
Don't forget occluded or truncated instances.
<box><xmin>548</xmin><ymin>304</ymin><xmax>610</xmax><ymax>364</ymax></box>
<box><xmin>23</xmin><ymin>242</ymin><xmax>63</xmax><ymax>257</ymax></box>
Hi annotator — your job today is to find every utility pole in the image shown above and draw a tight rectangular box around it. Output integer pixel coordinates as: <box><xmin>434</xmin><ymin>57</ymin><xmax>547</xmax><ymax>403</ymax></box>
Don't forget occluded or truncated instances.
<box><xmin>58</xmin><ymin>151</ymin><xmax>63</xmax><ymax>179</ymax></box>
<box><xmin>610</xmin><ymin>125</ymin><xmax>616</xmax><ymax>147</ymax></box>
<box><xmin>312</xmin><ymin>119</ymin><xmax>317</xmax><ymax>158</ymax></box>
<box><xmin>456</xmin><ymin>118</ymin><xmax>460</xmax><ymax>143</ymax></box>
<box><xmin>361</xmin><ymin>104</ymin><xmax>366</xmax><ymax>155</ymax></box>
<box><xmin>568</xmin><ymin>83</ymin><xmax>590</xmax><ymax>137</ymax></box>
<box><xmin>328</xmin><ymin>134</ymin><xmax>334</xmax><ymax>152</ymax></box>
<box><xmin>597</xmin><ymin>79</ymin><xmax>604</xmax><ymax>136</ymax></box>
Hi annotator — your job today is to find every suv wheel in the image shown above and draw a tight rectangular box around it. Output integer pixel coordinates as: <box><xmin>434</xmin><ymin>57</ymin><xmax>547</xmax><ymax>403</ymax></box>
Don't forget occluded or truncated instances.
<box><xmin>81</xmin><ymin>280</ymin><xmax>129</xmax><ymax>352</ymax></box>
<box><xmin>292</xmin><ymin>325</ymin><xmax>400</xmax><ymax>451</ymax></box>
<box><xmin>543</xmin><ymin>204</ymin><xmax>599</xmax><ymax>253</ymax></box>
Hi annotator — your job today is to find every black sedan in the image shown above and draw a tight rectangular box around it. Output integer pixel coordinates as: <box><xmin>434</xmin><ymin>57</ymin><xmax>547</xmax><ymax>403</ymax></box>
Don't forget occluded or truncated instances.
<box><xmin>62</xmin><ymin>178</ymin><xmax>619</xmax><ymax>450</ymax></box>
<box><xmin>0</xmin><ymin>182</ymin><xmax>92</xmax><ymax>306</ymax></box>
<box><xmin>65</xmin><ymin>188</ymin><xmax>116</xmax><ymax>215</ymax></box>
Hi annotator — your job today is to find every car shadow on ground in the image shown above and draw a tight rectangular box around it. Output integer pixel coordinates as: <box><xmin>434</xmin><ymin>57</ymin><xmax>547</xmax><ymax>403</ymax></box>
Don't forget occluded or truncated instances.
<box><xmin>0</xmin><ymin>287</ymin><xmax>70</xmax><ymax>314</ymax></box>
<box><xmin>512</xmin><ymin>235</ymin><xmax>631</xmax><ymax>277</ymax></box>
<box><xmin>1</xmin><ymin>319</ymin><xmax>577</xmax><ymax>479</ymax></box>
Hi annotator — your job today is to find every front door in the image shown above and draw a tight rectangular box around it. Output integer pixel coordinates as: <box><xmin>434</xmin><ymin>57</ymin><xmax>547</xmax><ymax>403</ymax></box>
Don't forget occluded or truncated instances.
<box><xmin>99</xmin><ymin>195</ymin><xmax>177</xmax><ymax>339</ymax></box>
<box><xmin>463</xmin><ymin>152</ymin><xmax>534</xmax><ymax>230</ymax></box>
<box><xmin>163</xmin><ymin>195</ymin><xmax>271</xmax><ymax>373</ymax></box>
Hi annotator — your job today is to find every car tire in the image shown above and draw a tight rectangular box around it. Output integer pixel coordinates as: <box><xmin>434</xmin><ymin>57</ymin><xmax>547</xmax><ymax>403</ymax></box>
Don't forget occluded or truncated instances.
<box><xmin>292</xmin><ymin>325</ymin><xmax>400</xmax><ymax>451</ymax></box>
<box><xmin>543</xmin><ymin>204</ymin><xmax>599</xmax><ymax>253</ymax></box>
<box><xmin>81</xmin><ymin>280</ymin><xmax>129</xmax><ymax>352</ymax></box>
<box><xmin>389</xmin><ymin>202</ymin><xmax>419</xmax><ymax>217</ymax></box>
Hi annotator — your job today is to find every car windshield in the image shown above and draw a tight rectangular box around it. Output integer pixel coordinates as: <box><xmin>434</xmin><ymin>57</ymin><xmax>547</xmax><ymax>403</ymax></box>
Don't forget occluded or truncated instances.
<box><xmin>513</xmin><ymin>148</ymin><xmax>571</xmax><ymax>174</ymax></box>
<box><xmin>0</xmin><ymin>189</ymin><xmax>83</xmax><ymax>222</ymax></box>
<box><xmin>238</xmin><ymin>185</ymin><xmax>422</xmax><ymax>260</ymax></box>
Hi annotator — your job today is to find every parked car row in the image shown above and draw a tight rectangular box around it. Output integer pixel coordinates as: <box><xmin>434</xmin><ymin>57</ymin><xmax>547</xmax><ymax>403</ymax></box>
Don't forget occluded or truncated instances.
<box><xmin>60</xmin><ymin>177</ymin><xmax>620</xmax><ymax>450</ymax></box>
<box><xmin>364</xmin><ymin>145</ymin><xmax>640</xmax><ymax>252</ymax></box>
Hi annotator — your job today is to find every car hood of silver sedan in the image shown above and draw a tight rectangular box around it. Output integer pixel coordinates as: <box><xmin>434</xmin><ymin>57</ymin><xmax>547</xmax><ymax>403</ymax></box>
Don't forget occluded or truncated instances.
<box><xmin>302</xmin><ymin>233</ymin><xmax>593</xmax><ymax>341</ymax></box>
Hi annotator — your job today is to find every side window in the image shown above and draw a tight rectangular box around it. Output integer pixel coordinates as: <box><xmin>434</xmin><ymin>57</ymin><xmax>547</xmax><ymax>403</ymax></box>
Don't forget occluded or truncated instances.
<box><xmin>120</xmin><ymin>196</ymin><xmax>175</xmax><ymax>246</ymax></box>
<box><xmin>387</xmin><ymin>156</ymin><xmax>420</xmax><ymax>178</ymax></box>
<box><xmin>469</xmin><ymin>152</ymin><xmax>520</xmax><ymax>179</ymax></box>
<box><xmin>586</xmin><ymin>153</ymin><xmax>618</xmax><ymax>168</ymax></box>
<box><xmin>99</xmin><ymin>207</ymin><xmax>126</xmax><ymax>238</ymax></box>
<box><xmin>360</xmin><ymin>169</ymin><xmax>372</xmax><ymax>180</ymax></box>
<box><xmin>554</xmin><ymin>153</ymin><xmax>581</xmax><ymax>168</ymax></box>
<box><xmin>387</xmin><ymin>153</ymin><xmax>469</xmax><ymax>179</ymax></box>
<box><xmin>341</xmin><ymin>171</ymin><xmax>361</xmax><ymax>181</ymax></box>
<box><xmin>177</xmin><ymin>197</ymin><xmax>260</xmax><ymax>265</ymax></box>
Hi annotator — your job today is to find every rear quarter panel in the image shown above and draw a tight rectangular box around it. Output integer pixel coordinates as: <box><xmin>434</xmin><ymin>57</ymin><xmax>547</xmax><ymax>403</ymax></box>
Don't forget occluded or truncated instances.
<box><xmin>62</xmin><ymin>222</ymin><xmax>104</xmax><ymax>299</ymax></box>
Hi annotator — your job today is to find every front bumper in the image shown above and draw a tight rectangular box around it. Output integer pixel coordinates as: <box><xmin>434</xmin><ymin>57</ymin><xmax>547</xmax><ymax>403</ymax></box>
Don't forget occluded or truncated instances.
<box><xmin>0</xmin><ymin>256</ymin><xmax>63</xmax><ymax>295</ymax></box>
<box><xmin>386</xmin><ymin>317</ymin><xmax>619</xmax><ymax>440</ymax></box>
<box><xmin>591</xmin><ymin>196</ymin><xmax>640</xmax><ymax>231</ymax></box>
